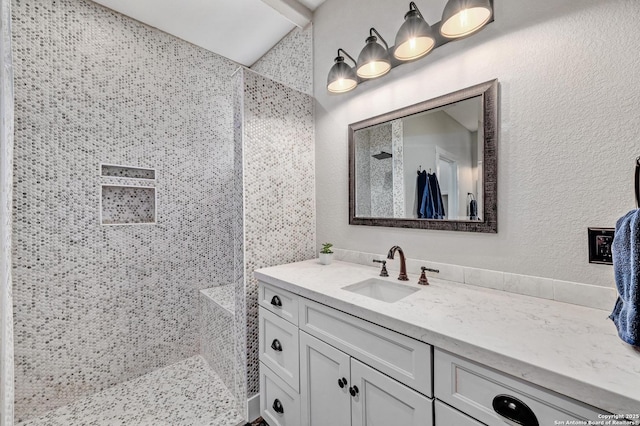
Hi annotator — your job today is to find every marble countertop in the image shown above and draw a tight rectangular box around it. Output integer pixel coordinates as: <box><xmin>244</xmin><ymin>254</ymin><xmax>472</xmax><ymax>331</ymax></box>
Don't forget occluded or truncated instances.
<box><xmin>255</xmin><ymin>259</ymin><xmax>640</xmax><ymax>415</ymax></box>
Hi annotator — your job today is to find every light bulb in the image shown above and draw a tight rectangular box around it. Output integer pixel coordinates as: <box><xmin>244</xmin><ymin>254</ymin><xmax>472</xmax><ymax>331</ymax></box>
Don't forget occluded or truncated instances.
<box><xmin>440</xmin><ymin>2</ymin><xmax>492</xmax><ymax>39</ymax></box>
<box><xmin>459</xmin><ymin>9</ymin><xmax>468</xmax><ymax>28</ymax></box>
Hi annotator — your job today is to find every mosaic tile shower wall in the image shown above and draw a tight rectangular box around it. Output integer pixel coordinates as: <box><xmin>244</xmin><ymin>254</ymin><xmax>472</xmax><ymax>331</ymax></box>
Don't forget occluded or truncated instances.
<box><xmin>355</xmin><ymin>130</ymin><xmax>372</xmax><ymax>216</ymax></box>
<box><xmin>355</xmin><ymin>124</ymin><xmax>394</xmax><ymax>217</ymax></box>
<box><xmin>250</xmin><ymin>25</ymin><xmax>313</xmax><ymax>96</ymax></box>
<box><xmin>0</xmin><ymin>0</ymin><xmax>14</xmax><ymax>423</ymax></box>
<box><xmin>391</xmin><ymin>119</ymin><xmax>405</xmax><ymax>218</ymax></box>
<box><xmin>11</xmin><ymin>0</ymin><xmax>237</xmax><ymax>420</ymax></box>
<box><xmin>369</xmin><ymin>124</ymin><xmax>393</xmax><ymax>217</ymax></box>
<box><xmin>236</xmin><ymin>69</ymin><xmax>316</xmax><ymax>399</ymax></box>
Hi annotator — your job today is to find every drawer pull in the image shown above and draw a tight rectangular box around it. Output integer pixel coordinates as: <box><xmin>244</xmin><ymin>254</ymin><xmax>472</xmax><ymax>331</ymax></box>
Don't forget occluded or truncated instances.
<box><xmin>271</xmin><ymin>339</ymin><xmax>283</xmax><ymax>352</ymax></box>
<box><xmin>272</xmin><ymin>398</ymin><xmax>284</xmax><ymax>414</ymax></box>
<box><xmin>270</xmin><ymin>295</ymin><xmax>282</xmax><ymax>307</ymax></box>
<box><xmin>349</xmin><ymin>385</ymin><xmax>359</xmax><ymax>397</ymax></box>
<box><xmin>338</xmin><ymin>377</ymin><xmax>348</xmax><ymax>388</ymax></box>
<box><xmin>492</xmin><ymin>394</ymin><xmax>539</xmax><ymax>426</ymax></box>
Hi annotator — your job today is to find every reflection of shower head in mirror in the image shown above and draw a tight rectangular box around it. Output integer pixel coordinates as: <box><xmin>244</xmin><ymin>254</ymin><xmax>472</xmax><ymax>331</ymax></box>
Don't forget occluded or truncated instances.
<box><xmin>372</xmin><ymin>151</ymin><xmax>392</xmax><ymax>160</ymax></box>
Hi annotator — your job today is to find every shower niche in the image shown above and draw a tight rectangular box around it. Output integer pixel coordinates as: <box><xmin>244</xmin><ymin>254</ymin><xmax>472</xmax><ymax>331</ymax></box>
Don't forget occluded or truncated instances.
<box><xmin>99</xmin><ymin>164</ymin><xmax>157</xmax><ymax>225</ymax></box>
<box><xmin>101</xmin><ymin>163</ymin><xmax>156</xmax><ymax>180</ymax></box>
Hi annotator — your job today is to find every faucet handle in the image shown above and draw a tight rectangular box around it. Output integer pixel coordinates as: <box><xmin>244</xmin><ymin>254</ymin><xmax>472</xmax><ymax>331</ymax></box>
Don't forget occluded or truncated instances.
<box><xmin>418</xmin><ymin>266</ymin><xmax>440</xmax><ymax>285</ymax></box>
<box><xmin>373</xmin><ymin>259</ymin><xmax>389</xmax><ymax>277</ymax></box>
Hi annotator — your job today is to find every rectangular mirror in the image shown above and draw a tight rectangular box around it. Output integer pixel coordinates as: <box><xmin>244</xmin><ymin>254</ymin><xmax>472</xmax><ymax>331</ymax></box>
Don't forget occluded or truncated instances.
<box><xmin>349</xmin><ymin>80</ymin><xmax>498</xmax><ymax>233</ymax></box>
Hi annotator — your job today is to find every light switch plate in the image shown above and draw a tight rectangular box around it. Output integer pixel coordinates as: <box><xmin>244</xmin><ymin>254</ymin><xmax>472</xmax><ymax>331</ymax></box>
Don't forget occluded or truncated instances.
<box><xmin>588</xmin><ymin>228</ymin><xmax>615</xmax><ymax>265</ymax></box>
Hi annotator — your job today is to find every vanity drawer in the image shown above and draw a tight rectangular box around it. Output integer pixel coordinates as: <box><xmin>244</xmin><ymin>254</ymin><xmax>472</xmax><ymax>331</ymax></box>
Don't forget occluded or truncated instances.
<box><xmin>434</xmin><ymin>349</ymin><xmax>606</xmax><ymax>425</ymax></box>
<box><xmin>259</xmin><ymin>308</ymin><xmax>300</xmax><ymax>392</ymax></box>
<box><xmin>259</xmin><ymin>282</ymin><xmax>299</xmax><ymax>325</ymax></box>
<box><xmin>435</xmin><ymin>400</ymin><xmax>485</xmax><ymax>426</ymax></box>
<box><xmin>260</xmin><ymin>361</ymin><xmax>301</xmax><ymax>426</ymax></box>
<box><xmin>299</xmin><ymin>298</ymin><xmax>432</xmax><ymax>396</ymax></box>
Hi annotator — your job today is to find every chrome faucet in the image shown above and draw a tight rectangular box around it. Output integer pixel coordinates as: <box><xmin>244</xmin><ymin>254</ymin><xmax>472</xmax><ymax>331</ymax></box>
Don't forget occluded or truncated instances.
<box><xmin>387</xmin><ymin>246</ymin><xmax>408</xmax><ymax>281</ymax></box>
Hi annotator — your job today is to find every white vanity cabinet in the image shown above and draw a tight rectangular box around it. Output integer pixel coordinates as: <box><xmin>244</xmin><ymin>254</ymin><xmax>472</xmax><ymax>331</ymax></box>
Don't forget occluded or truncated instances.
<box><xmin>258</xmin><ymin>284</ymin><xmax>301</xmax><ymax>426</ymax></box>
<box><xmin>299</xmin><ymin>331</ymin><xmax>351</xmax><ymax>426</ymax></box>
<box><xmin>300</xmin><ymin>330</ymin><xmax>433</xmax><ymax>426</ymax></box>
<box><xmin>258</xmin><ymin>281</ymin><xmax>608</xmax><ymax>426</ymax></box>
<box><xmin>259</xmin><ymin>282</ymin><xmax>434</xmax><ymax>426</ymax></box>
<box><xmin>435</xmin><ymin>400</ymin><xmax>485</xmax><ymax>426</ymax></box>
<box><xmin>434</xmin><ymin>349</ymin><xmax>606</xmax><ymax>425</ymax></box>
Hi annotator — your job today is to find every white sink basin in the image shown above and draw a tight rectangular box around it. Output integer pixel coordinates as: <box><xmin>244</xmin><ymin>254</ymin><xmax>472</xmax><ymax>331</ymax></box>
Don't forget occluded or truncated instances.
<box><xmin>342</xmin><ymin>278</ymin><xmax>419</xmax><ymax>303</ymax></box>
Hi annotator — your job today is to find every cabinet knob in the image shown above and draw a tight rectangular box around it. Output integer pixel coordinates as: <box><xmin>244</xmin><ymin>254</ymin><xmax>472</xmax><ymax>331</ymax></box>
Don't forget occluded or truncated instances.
<box><xmin>270</xmin><ymin>339</ymin><xmax>283</xmax><ymax>352</ymax></box>
<box><xmin>338</xmin><ymin>377</ymin><xmax>348</xmax><ymax>388</ymax></box>
<box><xmin>272</xmin><ymin>398</ymin><xmax>284</xmax><ymax>414</ymax></box>
<box><xmin>492</xmin><ymin>394</ymin><xmax>538</xmax><ymax>426</ymax></box>
<box><xmin>349</xmin><ymin>385</ymin><xmax>359</xmax><ymax>397</ymax></box>
<box><xmin>270</xmin><ymin>295</ymin><xmax>282</xmax><ymax>307</ymax></box>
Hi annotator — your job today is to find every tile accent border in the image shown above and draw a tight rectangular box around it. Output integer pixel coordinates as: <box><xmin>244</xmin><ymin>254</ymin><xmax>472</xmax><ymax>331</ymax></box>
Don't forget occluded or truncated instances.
<box><xmin>0</xmin><ymin>0</ymin><xmax>14</xmax><ymax>423</ymax></box>
<box><xmin>332</xmin><ymin>248</ymin><xmax>617</xmax><ymax>312</ymax></box>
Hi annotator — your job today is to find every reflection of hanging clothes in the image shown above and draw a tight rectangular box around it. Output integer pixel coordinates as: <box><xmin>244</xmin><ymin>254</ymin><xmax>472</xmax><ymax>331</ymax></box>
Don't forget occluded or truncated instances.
<box><xmin>420</xmin><ymin>173</ymin><xmax>445</xmax><ymax>219</ymax></box>
<box><xmin>416</xmin><ymin>170</ymin><xmax>427</xmax><ymax>218</ymax></box>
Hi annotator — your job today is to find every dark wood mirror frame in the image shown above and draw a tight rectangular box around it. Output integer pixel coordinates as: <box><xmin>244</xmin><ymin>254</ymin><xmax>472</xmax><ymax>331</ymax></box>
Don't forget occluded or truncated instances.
<box><xmin>348</xmin><ymin>79</ymin><xmax>498</xmax><ymax>233</ymax></box>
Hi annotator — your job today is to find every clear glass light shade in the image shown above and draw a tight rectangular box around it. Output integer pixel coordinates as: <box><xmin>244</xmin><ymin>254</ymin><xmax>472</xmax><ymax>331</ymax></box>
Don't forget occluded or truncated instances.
<box><xmin>356</xmin><ymin>37</ymin><xmax>391</xmax><ymax>79</ymax></box>
<box><xmin>440</xmin><ymin>0</ymin><xmax>492</xmax><ymax>39</ymax></box>
<box><xmin>394</xmin><ymin>11</ymin><xmax>436</xmax><ymax>61</ymax></box>
<box><xmin>327</xmin><ymin>59</ymin><xmax>358</xmax><ymax>93</ymax></box>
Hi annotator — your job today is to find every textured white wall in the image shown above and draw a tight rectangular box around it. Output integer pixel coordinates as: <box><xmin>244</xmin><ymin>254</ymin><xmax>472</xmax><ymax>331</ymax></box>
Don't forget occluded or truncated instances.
<box><xmin>314</xmin><ymin>0</ymin><xmax>640</xmax><ymax>288</ymax></box>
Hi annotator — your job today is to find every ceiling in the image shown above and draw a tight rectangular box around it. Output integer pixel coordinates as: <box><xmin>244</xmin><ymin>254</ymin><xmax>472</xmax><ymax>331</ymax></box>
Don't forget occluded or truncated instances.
<box><xmin>443</xmin><ymin>97</ymin><xmax>482</xmax><ymax>132</ymax></box>
<box><xmin>92</xmin><ymin>0</ymin><xmax>325</xmax><ymax>66</ymax></box>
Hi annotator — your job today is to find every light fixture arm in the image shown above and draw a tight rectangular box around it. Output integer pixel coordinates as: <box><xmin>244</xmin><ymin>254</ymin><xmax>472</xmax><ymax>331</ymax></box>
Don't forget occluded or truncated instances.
<box><xmin>369</xmin><ymin>28</ymin><xmax>389</xmax><ymax>51</ymax></box>
<box><xmin>408</xmin><ymin>1</ymin><xmax>424</xmax><ymax>19</ymax></box>
<box><xmin>337</xmin><ymin>48</ymin><xmax>357</xmax><ymax>67</ymax></box>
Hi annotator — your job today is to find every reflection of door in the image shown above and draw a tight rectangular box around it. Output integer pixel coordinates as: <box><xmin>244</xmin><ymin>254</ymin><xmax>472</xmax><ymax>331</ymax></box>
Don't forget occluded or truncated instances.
<box><xmin>435</xmin><ymin>147</ymin><xmax>458</xmax><ymax>220</ymax></box>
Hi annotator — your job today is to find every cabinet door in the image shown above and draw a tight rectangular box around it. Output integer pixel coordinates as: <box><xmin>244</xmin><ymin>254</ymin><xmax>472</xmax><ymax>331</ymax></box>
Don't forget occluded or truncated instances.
<box><xmin>300</xmin><ymin>331</ymin><xmax>351</xmax><ymax>426</ymax></box>
<box><xmin>351</xmin><ymin>358</ymin><xmax>433</xmax><ymax>426</ymax></box>
<box><xmin>435</xmin><ymin>400</ymin><xmax>485</xmax><ymax>426</ymax></box>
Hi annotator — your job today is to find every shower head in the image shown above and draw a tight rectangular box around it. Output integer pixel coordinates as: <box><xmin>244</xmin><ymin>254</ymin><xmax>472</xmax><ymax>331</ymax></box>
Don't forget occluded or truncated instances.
<box><xmin>372</xmin><ymin>151</ymin><xmax>392</xmax><ymax>160</ymax></box>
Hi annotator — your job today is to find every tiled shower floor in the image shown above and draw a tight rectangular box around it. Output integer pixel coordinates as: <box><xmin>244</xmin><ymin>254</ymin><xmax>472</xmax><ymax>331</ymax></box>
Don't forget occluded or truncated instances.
<box><xmin>18</xmin><ymin>356</ymin><xmax>244</xmax><ymax>426</ymax></box>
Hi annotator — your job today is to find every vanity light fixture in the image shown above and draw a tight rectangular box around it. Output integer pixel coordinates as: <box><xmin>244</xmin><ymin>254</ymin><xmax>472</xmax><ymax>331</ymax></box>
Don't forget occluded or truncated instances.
<box><xmin>440</xmin><ymin>0</ymin><xmax>493</xmax><ymax>39</ymax></box>
<box><xmin>327</xmin><ymin>49</ymin><xmax>359</xmax><ymax>93</ymax></box>
<box><xmin>393</xmin><ymin>2</ymin><xmax>436</xmax><ymax>61</ymax></box>
<box><xmin>327</xmin><ymin>0</ymin><xmax>493</xmax><ymax>94</ymax></box>
<box><xmin>356</xmin><ymin>28</ymin><xmax>391</xmax><ymax>79</ymax></box>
